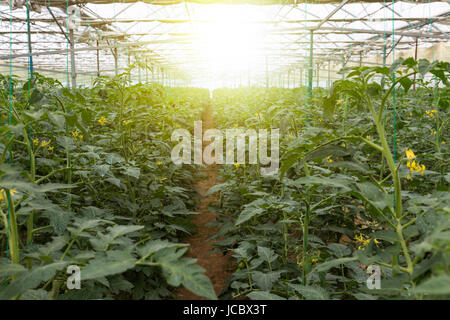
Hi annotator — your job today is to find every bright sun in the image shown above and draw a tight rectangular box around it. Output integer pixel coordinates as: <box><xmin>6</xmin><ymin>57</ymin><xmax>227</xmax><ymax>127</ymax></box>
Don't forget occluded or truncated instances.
<box><xmin>190</xmin><ymin>6</ymin><xmax>268</xmax><ymax>86</ymax></box>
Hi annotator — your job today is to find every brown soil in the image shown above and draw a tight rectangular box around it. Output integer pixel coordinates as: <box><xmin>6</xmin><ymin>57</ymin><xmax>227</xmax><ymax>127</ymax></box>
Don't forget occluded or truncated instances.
<box><xmin>176</xmin><ymin>104</ymin><xmax>231</xmax><ymax>300</ymax></box>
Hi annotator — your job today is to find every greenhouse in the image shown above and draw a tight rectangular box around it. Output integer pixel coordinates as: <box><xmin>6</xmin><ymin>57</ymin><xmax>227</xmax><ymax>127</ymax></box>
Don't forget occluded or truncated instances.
<box><xmin>0</xmin><ymin>0</ymin><xmax>449</xmax><ymax>301</ymax></box>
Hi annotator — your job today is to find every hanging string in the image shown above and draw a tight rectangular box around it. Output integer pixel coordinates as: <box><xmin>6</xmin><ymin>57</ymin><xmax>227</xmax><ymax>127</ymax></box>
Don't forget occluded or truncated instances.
<box><xmin>391</xmin><ymin>0</ymin><xmax>398</xmax><ymax>223</ymax></box>
<box><xmin>66</xmin><ymin>0</ymin><xmax>70</xmax><ymax>87</ymax></box>
<box><xmin>428</xmin><ymin>0</ymin><xmax>440</xmax><ymax>148</ymax></box>
<box><xmin>5</xmin><ymin>0</ymin><xmax>13</xmax><ymax>287</ymax></box>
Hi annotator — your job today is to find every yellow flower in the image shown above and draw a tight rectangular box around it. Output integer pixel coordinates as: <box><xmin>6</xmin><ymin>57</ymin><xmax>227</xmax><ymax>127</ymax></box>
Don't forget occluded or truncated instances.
<box><xmin>33</xmin><ymin>138</ymin><xmax>39</xmax><ymax>146</ymax></box>
<box><xmin>430</xmin><ymin>129</ymin><xmax>437</xmax><ymax>136</ymax></box>
<box><xmin>48</xmin><ymin>146</ymin><xmax>54</xmax><ymax>152</ymax></box>
<box><xmin>366</xmin><ymin>135</ymin><xmax>371</xmax><ymax>140</ymax></box>
<box><xmin>297</xmin><ymin>261</ymin><xmax>302</xmax><ymax>266</ymax></box>
<box><xmin>71</xmin><ymin>130</ymin><xmax>79</xmax><ymax>137</ymax></box>
<box><xmin>233</xmin><ymin>123</ymin><xmax>238</xmax><ymax>128</ymax></box>
<box><xmin>337</xmin><ymin>99</ymin><xmax>344</xmax><ymax>104</ymax></box>
<box><xmin>354</xmin><ymin>234</ymin><xmax>364</xmax><ymax>243</ymax></box>
<box><xmin>409</xmin><ymin>112</ymin><xmax>413</xmax><ymax>117</ymax></box>
<box><xmin>41</xmin><ymin>139</ymin><xmax>51</xmax><ymax>147</ymax></box>
<box><xmin>159</xmin><ymin>177</ymin><xmax>167</xmax><ymax>183</ymax></box>
<box><xmin>122</xmin><ymin>120</ymin><xmax>132</xmax><ymax>125</ymax></box>
<box><xmin>407</xmin><ymin>160</ymin><xmax>416</xmax><ymax>172</ymax></box>
<box><xmin>405</xmin><ymin>149</ymin><xmax>416</xmax><ymax>160</ymax></box>
<box><xmin>79</xmin><ymin>135</ymin><xmax>83</xmax><ymax>141</ymax></box>
<box><xmin>124</xmin><ymin>107</ymin><xmax>128</xmax><ymax>110</ymax></box>
<box><xmin>442</xmin><ymin>141</ymin><xmax>446</xmax><ymax>145</ymax></box>
<box><xmin>326</xmin><ymin>156</ymin><xmax>333</xmax><ymax>163</ymax></box>
<box><xmin>311</xmin><ymin>258</ymin><xmax>319</xmax><ymax>263</ymax></box>
<box><xmin>0</xmin><ymin>188</ymin><xmax>16</xmax><ymax>201</ymax></box>
<box><xmin>157</xmin><ymin>161</ymin><xmax>163</xmax><ymax>166</ymax></box>
<box><xmin>98</xmin><ymin>116</ymin><xmax>107</xmax><ymax>126</ymax></box>
<box><xmin>425</xmin><ymin>110</ymin><xmax>435</xmax><ymax>118</ymax></box>
<box><xmin>234</xmin><ymin>163</ymin><xmax>240</xmax><ymax>168</ymax></box>
<box><xmin>418</xmin><ymin>164</ymin><xmax>426</xmax><ymax>176</ymax></box>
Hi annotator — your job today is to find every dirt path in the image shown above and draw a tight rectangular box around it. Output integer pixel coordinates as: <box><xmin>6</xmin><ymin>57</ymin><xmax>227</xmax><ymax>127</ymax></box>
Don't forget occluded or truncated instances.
<box><xmin>176</xmin><ymin>104</ymin><xmax>231</xmax><ymax>300</ymax></box>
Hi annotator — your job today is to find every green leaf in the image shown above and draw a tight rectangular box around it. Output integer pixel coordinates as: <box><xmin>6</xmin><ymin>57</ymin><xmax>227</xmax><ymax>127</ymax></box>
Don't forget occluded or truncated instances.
<box><xmin>81</xmin><ymin>250</ymin><xmax>137</xmax><ymax>280</ymax></box>
<box><xmin>315</xmin><ymin>257</ymin><xmax>357</xmax><ymax>272</ymax></box>
<box><xmin>418</xmin><ymin>59</ymin><xmax>431</xmax><ymax>77</ymax></box>
<box><xmin>137</xmin><ymin>240</ymin><xmax>188</xmax><ymax>258</ymax></box>
<box><xmin>152</xmin><ymin>248</ymin><xmax>217</xmax><ymax>300</ymax></box>
<box><xmin>107</xmin><ymin>225</ymin><xmax>144</xmax><ymax>240</ymax></box>
<box><xmin>252</xmin><ymin>271</ymin><xmax>281</xmax><ymax>291</ymax></box>
<box><xmin>247</xmin><ymin>291</ymin><xmax>286</xmax><ymax>300</ymax></box>
<box><xmin>0</xmin><ymin>262</ymin><xmax>68</xmax><ymax>299</ymax></box>
<box><xmin>294</xmin><ymin>176</ymin><xmax>352</xmax><ymax>192</ymax></box>
<box><xmin>288</xmin><ymin>284</ymin><xmax>329</xmax><ymax>300</ymax></box>
<box><xmin>19</xmin><ymin>289</ymin><xmax>50</xmax><ymax>300</ymax></box>
<box><xmin>305</xmin><ymin>144</ymin><xmax>350</xmax><ymax>162</ymax></box>
<box><xmin>0</xmin><ymin>263</ymin><xmax>27</xmax><ymax>278</ymax></box>
<box><xmin>257</xmin><ymin>246</ymin><xmax>278</xmax><ymax>264</ymax></box>
<box><xmin>399</xmin><ymin>77</ymin><xmax>412</xmax><ymax>93</ymax></box>
<box><xmin>390</xmin><ymin>58</ymin><xmax>404</xmax><ymax>75</ymax></box>
<box><xmin>123</xmin><ymin>167</ymin><xmax>140</xmax><ymax>179</ymax></box>
<box><xmin>235</xmin><ymin>207</ymin><xmax>264</xmax><ymax>225</ymax></box>
<box><xmin>414</xmin><ymin>275</ymin><xmax>450</xmax><ymax>295</ymax></box>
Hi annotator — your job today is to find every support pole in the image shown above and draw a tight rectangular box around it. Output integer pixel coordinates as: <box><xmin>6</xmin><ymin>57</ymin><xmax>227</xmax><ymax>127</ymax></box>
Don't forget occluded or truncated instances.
<box><xmin>316</xmin><ymin>63</ymin><xmax>320</xmax><ymax>88</ymax></box>
<box><xmin>69</xmin><ymin>28</ymin><xmax>76</xmax><ymax>89</ymax></box>
<box><xmin>341</xmin><ymin>55</ymin><xmax>345</xmax><ymax>80</ymax></box>
<box><xmin>138</xmin><ymin>57</ymin><xmax>141</xmax><ymax>83</ymax></box>
<box><xmin>300</xmin><ymin>68</ymin><xmax>303</xmax><ymax>87</ymax></box>
<box><xmin>413</xmin><ymin>37</ymin><xmax>418</xmax><ymax>90</ymax></box>
<box><xmin>25</xmin><ymin>0</ymin><xmax>33</xmax><ymax>78</ymax></box>
<box><xmin>328</xmin><ymin>60</ymin><xmax>331</xmax><ymax>89</ymax></box>
<box><xmin>145</xmin><ymin>58</ymin><xmax>148</xmax><ymax>83</ymax></box>
<box><xmin>381</xmin><ymin>42</ymin><xmax>387</xmax><ymax>88</ymax></box>
<box><xmin>114</xmin><ymin>47</ymin><xmax>118</xmax><ymax>76</ymax></box>
<box><xmin>287</xmin><ymin>70</ymin><xmax>290</xmax><ymax>88</ymax></box>
<box><xmin>96</xmin><ymin>40</ymin><xmax>100</xmax><ymax>77</ymax></box>
<box><xmin>308</xmin><ymin>30</ymin><xmax>313</xmax><ymax>105</ymax></box>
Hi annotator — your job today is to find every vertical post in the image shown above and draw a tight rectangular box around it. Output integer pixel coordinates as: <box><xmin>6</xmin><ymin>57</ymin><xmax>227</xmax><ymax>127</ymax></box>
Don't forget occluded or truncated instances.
<box><xmin>287</xmin><ymin>70</ymin><xmax>290</xmax><ymax>88</ymax></box>
<box><xmin>328</xmin><ymin>60</ymin><xmax>331</xmax><ymax>89</ymax></box>
<box><xmin>300</xmin><ymin>68</ymin><xmax>303</xmax><ymax>87</ymax></box>
<box><xmin>152</xmin><ymin>64</ymin><xmax>155</xmax><ymax>83</ymax></box>
<box><xmin>145</xmin><ymin>58</ymin><xmax>148</xmax><ymax>83</ymax></box>
<box><xmin>114</xmin><ymin>47</ymin><xmax>118</xmax><ymax>76</ymax></box>
<box><xmin>413</xmin><ymin>37</ymin><xmax>418</xmax><ymax>90</ymax></box>
<box><xmin>69</xmin><ymin>28</ymin><xmax>76</xmax><ymax>89</ymax></box>
<box><xmin>138</xmin><ymin>57</ymin><xmax>141</xmax><ymax>83</ymax></box>
<box><xmin>381</xmin><ymin>42</ymin><xmax>386</xmax><ymax>88</ymax></box>
<box><xmin>316</xmin><ymin>63</ymin><xmax>320</xmax><ymax>88</ymax></box>
<box><xmin>341</xmin><ymin>54</ymin><xmax>345</xmax><ymax>80</ymax></box>
<box><xmin>25</xmin><ymin>0</ymin><xmax>33</xmax><ymax>79</ymax></box>
<box><xmin>359</xmin><ymin>51</ymin><xmax>362</xmax><ymax>67</ymax></box>
<box><xmin>308</xmin><ymin>31</ymin><xmax>313</xmax><ymax>103</ymax></box>
<box><xmin>96</xmin><ymin>40</ymin><xmax>100</xmax><ymax>77</ymax></box>
<box><xmin>292</xmin><ymin>69</ymin><xmax>296</xmax><ymax>88</ymax></box>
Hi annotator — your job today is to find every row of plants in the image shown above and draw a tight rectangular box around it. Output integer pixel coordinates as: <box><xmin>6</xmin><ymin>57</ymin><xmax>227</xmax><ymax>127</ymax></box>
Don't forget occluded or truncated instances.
<box><xmin>209</xmin><ymin>58</ymin><xmax>449</xmax><ymax>300</ymax></box>
<box><xmin>0</xmin><ymin>68</ymin><xmax>217</xmax><ymax>300</ymax></box>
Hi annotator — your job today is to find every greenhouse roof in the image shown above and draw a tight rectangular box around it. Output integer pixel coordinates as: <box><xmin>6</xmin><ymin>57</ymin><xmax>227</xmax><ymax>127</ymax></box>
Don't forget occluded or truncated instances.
<box><xmin>1</xmin><ymin>0</ymin><xmax>449</xmax><ymax>87</ymax></box>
